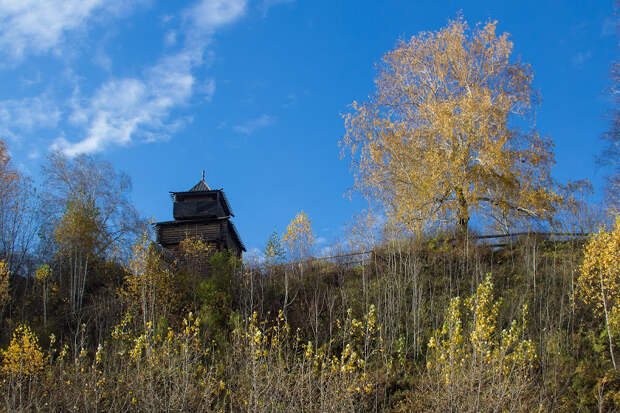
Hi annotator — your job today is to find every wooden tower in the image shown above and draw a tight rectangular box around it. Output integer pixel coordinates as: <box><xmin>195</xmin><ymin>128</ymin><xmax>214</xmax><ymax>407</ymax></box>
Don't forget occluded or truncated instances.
<box><xmin>155</xmin><ymin>172</ymin><xmax>245</xmax><ymax>257</ymax></box>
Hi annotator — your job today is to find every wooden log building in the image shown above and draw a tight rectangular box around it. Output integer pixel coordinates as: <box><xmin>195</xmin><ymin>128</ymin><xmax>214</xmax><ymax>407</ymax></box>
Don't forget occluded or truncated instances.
<box><xmin>155</xmin><ymin>173</ymin><xmax>246</xmax><ymax>257</ymax></box>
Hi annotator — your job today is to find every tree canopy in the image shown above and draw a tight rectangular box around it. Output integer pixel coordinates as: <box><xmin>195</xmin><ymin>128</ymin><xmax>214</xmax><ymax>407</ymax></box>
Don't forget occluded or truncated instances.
<box><xmin>41</xmin><ymin>151</ymin><xmax>142</xmax><ymax>261</ymax></box>
<box><xmin>341</xmin><ymin>17</ymin><xmax>558</xmax><ymax>234</ymax></box>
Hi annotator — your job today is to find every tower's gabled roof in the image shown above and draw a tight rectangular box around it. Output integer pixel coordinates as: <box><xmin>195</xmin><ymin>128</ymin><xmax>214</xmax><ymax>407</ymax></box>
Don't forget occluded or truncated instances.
<box><xmin>189</xmin><ymin>179</ymin><xmax>210</xmax><ymax>192</ymax></box>
<box><xmin>188</xmin><ymin>170</ymin><xmax>211</xmax><ymax>192</ymax></box>
<box><xmin>169</xmin><ymin>171</ymin><xmax>234</xmax><ymax>217</ymax></box>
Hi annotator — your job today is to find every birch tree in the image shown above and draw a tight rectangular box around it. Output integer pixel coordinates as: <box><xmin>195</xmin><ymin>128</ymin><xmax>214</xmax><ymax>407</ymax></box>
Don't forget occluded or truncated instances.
<box><xmin>42</xmin><ymin>152</ymin><xmax>141</xmax><ymax>319</ymax></box>
<box><xmin>0</xmin><ymin>140</ymin><xmax>38</xmax><ymax>275</ymax></box>
<box><xmin>577</xmin><ymin>216</ymin><xmax>620</xmax><ymax>371</ymax></box>
<box><xmin>283</xmin><ymin>210</ymin><xmax>314</xmax><ymax>264</ymax></box>
<box><xmin>281</xmin><ymin>211</ymin><xmax>314</xmax><ymax>316</ymax></box>
<box><xmin>341</xmin><ymin>17</ymin><xmax>557</xmax><ymax>235</ymax></box>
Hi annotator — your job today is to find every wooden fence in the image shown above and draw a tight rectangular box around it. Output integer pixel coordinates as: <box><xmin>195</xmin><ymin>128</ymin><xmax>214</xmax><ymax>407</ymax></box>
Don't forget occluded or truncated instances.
<box><xmin>302</xmin><ymin>231</ymin><xmax>590</xmax><ymax>267</ymax></box>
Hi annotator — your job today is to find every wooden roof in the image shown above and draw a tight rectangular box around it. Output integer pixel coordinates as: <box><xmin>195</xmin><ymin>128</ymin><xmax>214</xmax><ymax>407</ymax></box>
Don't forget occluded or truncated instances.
<box><xmin>157</xmin><ymin>174</ymin><xmax>244</xmax><ymax>253</ymax></box>
<box><xmin>189</xmin><ymin>179</ymin><xmax>210</xmax><ymax>192</ymax></box>
<box><xmin>170</xmin><ymin>179</ymin><xmax>234</xmax><ymax>217</ymax></box>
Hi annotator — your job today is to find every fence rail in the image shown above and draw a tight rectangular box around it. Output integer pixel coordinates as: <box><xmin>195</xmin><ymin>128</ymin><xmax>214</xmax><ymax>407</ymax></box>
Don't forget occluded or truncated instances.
<box><xmin>301</xmin><ymin>231</ymin><xmax>590</xmax><ymax>266</ymax></box>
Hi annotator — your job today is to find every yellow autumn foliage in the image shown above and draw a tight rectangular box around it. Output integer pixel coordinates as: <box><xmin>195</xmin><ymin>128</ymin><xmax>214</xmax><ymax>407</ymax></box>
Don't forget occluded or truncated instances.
<box><xmin>283</xmin><ymin>210</ymin><xmax>314</xmax><ymax>261</ymax></box>
<box><xmin>54</xmin><ymin>198</ymin><xmax>102</xmax><ymax>255</ymax></box>
<box><xmin>1</xmin><ymin>324</ymin><xmax>46</xmax><ymax>377</ymax></box>
<box><xmin>341</xmin><ymin>17</ymin><xmax>557</xmax><ymax>233</ymax></box>
<box><xmin>577</xmin><ymin>215</ymin><xmax>620</xmax><ymax>371</ymax></box>
<box><xmin>179</xmin><ymin>235</ymin><xmax>213</xmax><ymax>258</ymax></box>
<box><xmin>229</xmin><ymin>306</ymin><xmax>381</xmax><ymax>411</ymax></box>
<box><xmin>577</xmin><ymin>216</ymin><xmax>620</xmax><ymax>310</ymax></box>
<box><xmin>34</xmin><ymin>264</ymin><xmax>51</xmax><ymax>282</ymax></box>
<box><xmin>123</xmin><ymin>231</ymin><xmax>181</xmax><ymax>331</ymax></box>
<box><xmin>425</xmin><ymin>275</ymin><xmax>536</xmax><ymax>410</ymax></box>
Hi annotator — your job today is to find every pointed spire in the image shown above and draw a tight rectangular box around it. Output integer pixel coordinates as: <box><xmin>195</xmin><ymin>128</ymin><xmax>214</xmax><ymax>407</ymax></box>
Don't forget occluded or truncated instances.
<box><xmin>189</xmin><ymin>170</ymin><xmax>211</xmax><ymax>192</ymax></box>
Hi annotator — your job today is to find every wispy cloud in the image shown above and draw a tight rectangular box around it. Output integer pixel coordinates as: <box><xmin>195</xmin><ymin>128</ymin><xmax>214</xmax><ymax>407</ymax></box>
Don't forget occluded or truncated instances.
<box><xmin>0</xmin><ymin>95</ymin><xmax>61</xmax><ymax>141</ymax></box>
<box><xmin>233</xmin><ymin>114</ymin><xmax>275</xmax><ymax>135</ymax></box>
<box><xmin>53</xmin><ymin>0</ymin><xmax>249</xmax><ymax>156</ymax></box>
<box><xmin>4</xmin><ymin>0</ymin><xmax>291</xmax><ymax>156</ymax></box>
<box><xmin>20</xmin><ymin>70</ymin><xmax>42</xmax><ymax>86</ymax></box>
<box><xmin>0</xmin><ymin>0</ymin><xmax>140</xmax><ymax>60</ymax></box>
<box><xmin>199</xmin><ymin>77</ymin><xmax>216</xmax><ymax>101</ymax></box>
<box><xmin>93</xmin><ymin>48</ymin><xmax>112</xmax><ymax>71</ymax></box>
<box><xmin>165</xmin><ymin>30</ymin><xmax>178</xmax><ymax>46</ymax></box>
<box><xmin>259</xmin><ymin>0</ymin><xmax>294</xmax><ymax>17</ymax></box>
<box><xmin>185</xmin><ymin>0</ymin><xmax>247</xmax><ymax>30</ymax></box>
<box><xmin>54</xmin><ymin>51</ymin><xmax>196</xmax><ymax>156</ymax></box>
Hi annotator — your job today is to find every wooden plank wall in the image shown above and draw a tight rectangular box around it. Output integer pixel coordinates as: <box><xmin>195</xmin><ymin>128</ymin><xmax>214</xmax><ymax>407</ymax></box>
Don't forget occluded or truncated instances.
<box><xmin>158</xmin><ymin>222</ymin><xmax>221</xmax><ymax>245</ymax></box>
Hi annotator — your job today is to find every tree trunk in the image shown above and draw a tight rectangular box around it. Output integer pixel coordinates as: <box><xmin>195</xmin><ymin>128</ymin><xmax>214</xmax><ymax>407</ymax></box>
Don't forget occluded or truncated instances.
<box><xmin>456</xmin><ymin>188</ymin><xmax>470</xmax><ymax>238</ymax></box>
<box><xmin>78</xmin><ymin>255</ymin><xmax>89</xmax><ymax>316</ymax></box>
<box><xmin>600</xmin><ymin>274</ymin><xmax>617</xmax><ymax>371</ymax></box>
<box><xmin>42</xmin><ymin>280</ymin><xmax>47</xmax><ymax>328</ymax></box>
<box><xmin>283</xmin><ymin>269</ymin><xmax>289</xmax><ymax>318</ymax></box>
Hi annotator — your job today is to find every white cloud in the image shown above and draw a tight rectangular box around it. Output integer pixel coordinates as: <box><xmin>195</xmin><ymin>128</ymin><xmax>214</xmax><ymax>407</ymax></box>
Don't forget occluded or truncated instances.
<box><xmin>21</xmin><ymin>70</ymin><xmax>42</xmax><ymax>86</ymax></box>
<box><xmin>8</xmin><ymin>0</ymin><xmax>255</xmax><ymax>157</ymax></box>
<box><xmin>185</xmin><ymin>0</ymin><xmax>247</xmax><ymax>31</ymax></box>
<box><xmin>199</xmin><ymin>77</ymin><xmax>216</xmax><ymax>101</ymax></box>
<box><xmin>54</xmin><ymin>51</ymin><xmax>196</xmax><ymax>156</ymax></box>
<box><xmin>0</xmin><ymin>0</ymin><xmax>139</xmax><ymax>60</ymax></box>
<box><xmin>259</xmin><ymin>0</ymin><xmax>294</xmax><ymax>16</ymax></box>
<box><xmin>52</xmin><ymin>0</ymin><xmax>250</xmax><ymax>156</ymax></box>
<box><xmin>233</xmin><ymin>114</ymin><xmax>275</xmax><ymax>135</ymax></box>
<box><xmin>93</xmin><ymin>48</ymin><xmax>112</xmax><ymax>71</ymax></box>
<box><xmin>165</xmin><ymin>30</ymin><xmax>177</xmax><ymax>46</ymax></box>
<box><xmin>0</xmin><ymin>95</ymin><xmax>61</xmax><ymax>140</ymax></box>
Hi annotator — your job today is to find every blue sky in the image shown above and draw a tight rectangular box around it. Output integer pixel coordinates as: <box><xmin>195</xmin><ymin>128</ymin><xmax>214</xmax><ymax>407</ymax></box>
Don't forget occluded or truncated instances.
<box><xmin>0</xmin><ymin>0</ymin><xmax>617</xmax><ymax>257</ymax></box>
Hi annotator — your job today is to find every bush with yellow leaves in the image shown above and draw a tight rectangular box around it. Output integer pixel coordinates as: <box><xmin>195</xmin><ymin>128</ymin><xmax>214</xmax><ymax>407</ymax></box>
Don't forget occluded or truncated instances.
<box><xmin>38</xmin><ymin>312</ymin><xmax>218</xmax><ymax>412</ymax></box>
<box><xmin>1</xmin><ymin>324</ymin><xmax>46</xmax><ymax>378</ymax></box>
<box><xmin>577</xmin><ymin>216</ymin><xmax>620</xmax><ymax>371</ymax></box>
<box><xmin>575</xmin><ymin>216</ymin><xmax>620</xmax><ymax>409</ymax></box>
<box><xmin>122</xmin><ymin>231</ymin><xmax>183</xmax><ymax>332</ymax></box>
<box><xmin>227</xmin><ymin>306</ymin><xmax>383</xmax><ymax>412</ymax></box>
<box><xmin>413</xmin><ymin>275</ymin><xmax>537</xmax><ymax>412</ymax></box>
<box><xmin>0</xmin><ymin>324</ymin><xmax>47</xmax><ymax>411</ymax></box>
